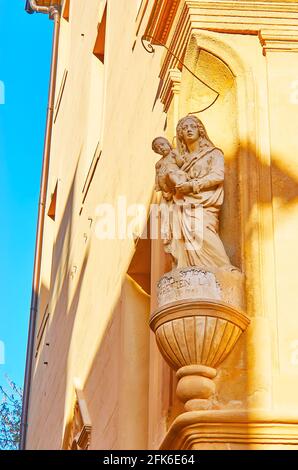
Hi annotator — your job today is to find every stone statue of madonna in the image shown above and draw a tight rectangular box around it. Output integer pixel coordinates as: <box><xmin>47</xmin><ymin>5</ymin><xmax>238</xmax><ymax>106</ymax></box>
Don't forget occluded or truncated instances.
<box><xmin>153</xmin><ymin>115</ymin><xmax>236</xmax><ymax>271</ymax></box>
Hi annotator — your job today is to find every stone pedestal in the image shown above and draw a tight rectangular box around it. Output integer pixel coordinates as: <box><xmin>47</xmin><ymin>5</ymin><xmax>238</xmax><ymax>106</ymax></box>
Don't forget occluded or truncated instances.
<box><xmin>150</xmin><ymin>267</ymin><xmax>250</xmax><ymax>412</ymax></box>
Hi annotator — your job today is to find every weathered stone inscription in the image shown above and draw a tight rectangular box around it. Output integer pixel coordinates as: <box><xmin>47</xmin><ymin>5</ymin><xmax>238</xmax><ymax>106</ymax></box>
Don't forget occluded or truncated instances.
<box><xmin>157</xmin><ymin>268</ymin><xmax>222</xmax><ymax>307</ymax></box>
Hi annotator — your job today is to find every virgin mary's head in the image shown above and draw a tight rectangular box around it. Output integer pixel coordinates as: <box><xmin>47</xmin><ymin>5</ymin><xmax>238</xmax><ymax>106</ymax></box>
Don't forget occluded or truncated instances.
<box><xmin>176</xmin><ymin>115</ymin><xmax>214</xmax><ymax>154</ymax></box>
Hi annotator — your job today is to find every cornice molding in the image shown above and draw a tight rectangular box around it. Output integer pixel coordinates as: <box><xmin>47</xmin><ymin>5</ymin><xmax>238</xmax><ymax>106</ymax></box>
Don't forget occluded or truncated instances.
<box><xmin>145</xmin><ymin>1</ymin><xmax>298</xmax><ymax>42</ymax></box>
<box><xmin>259</xmin><ymin>29</ymin><xmax>298</xmax><ymax>54</ymax></box>
<box><xmin>185</xmin><ymin>0</ymin><xmax>298</xmax><ymax>14</ymax></box>
<box><xmin>144</xmin><ymin>0</ymin><xmax>181</xmax><ymax>44</ymax></box>
<box><xmin>160</xmin><ymin>409</ymin><xmax>298</xmax><ymax>449</ymax></box>
<box><xmin>184</xmin><ymin>0</ymin><xmax>298</xmax><ymax>34</ymax></box>
<box><xmin>143</xmin><ymin>0</ymin><xmax>298</xmax><ymax>108</ymax></box>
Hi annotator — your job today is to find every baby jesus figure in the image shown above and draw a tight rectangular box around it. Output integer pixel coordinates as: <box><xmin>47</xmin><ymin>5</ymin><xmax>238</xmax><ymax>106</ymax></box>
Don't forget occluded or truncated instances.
<box><xmin>152</xmin><ymin>137</ymin><xmax>188</xmax><ymax>198</ymax></box>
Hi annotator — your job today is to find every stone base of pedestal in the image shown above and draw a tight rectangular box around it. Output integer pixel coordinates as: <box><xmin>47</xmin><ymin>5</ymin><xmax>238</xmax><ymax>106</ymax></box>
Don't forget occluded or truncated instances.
<box><xmin>159</xmin><ymin>410</ymin><xmax>298</xmax><ymax>450</ymax></box>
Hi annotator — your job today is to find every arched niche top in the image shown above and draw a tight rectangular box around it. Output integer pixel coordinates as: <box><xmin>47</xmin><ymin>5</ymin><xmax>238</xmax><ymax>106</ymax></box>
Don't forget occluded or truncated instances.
<box><xmin>186</xmin><ymin>29</ymin><xmax>252</xmax><ymax>80</ymax></box>
<box><xmin>175</xmin><ymin>29</ymin><xmax>258</xmax><ymax>271</ymax></box>
<box><xmin>178</xmin><ymin>30</ymin><xmax>256</xmax><ymax>132</ymax></box>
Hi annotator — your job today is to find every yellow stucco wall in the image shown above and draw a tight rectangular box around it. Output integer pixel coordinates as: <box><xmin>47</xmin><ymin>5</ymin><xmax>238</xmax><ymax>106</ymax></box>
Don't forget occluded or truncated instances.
<box><xmin>26</xmin><ymin>0</ymin><xmax>298</xmax><ymax>450</ymax></box>
<box><xmin>27</xmin><ymin>0</ymin><xmax>166</xmax><ymax>450</ymax></box>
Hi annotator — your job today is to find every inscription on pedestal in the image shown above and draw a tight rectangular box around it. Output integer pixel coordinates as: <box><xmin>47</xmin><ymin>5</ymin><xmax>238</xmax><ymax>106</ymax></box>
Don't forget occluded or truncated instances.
<box><xmin>157</xmin><ymin>268</ymin><xmax>221</xmax><ymax>307</ymax></box>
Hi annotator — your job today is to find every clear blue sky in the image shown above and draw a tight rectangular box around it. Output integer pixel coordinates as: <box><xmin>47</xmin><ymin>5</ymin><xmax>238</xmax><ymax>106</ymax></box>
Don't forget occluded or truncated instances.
<box><xmin>0</xmin><ymin>1</ymin><xmax>52</xmax><ymax>389</ymax></box>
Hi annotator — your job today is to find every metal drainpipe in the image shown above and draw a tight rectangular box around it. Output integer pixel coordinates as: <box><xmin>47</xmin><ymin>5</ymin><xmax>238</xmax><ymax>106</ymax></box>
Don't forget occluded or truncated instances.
<box><xmin>20</xmin><ymin>1</ymin><xmax>61</xmax><ymax>450</ymax></box>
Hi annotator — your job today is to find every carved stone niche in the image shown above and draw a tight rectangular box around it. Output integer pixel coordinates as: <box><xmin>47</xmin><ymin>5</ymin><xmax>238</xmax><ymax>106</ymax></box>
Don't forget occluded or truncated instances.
<box><xmin>150</xmin><ymin>268</ymin><xmax>250</xmax><ymax>412</ymax></box>
<box><xmin>68</xmin><ymin>389</ymin><xmax>92</xmax><ymax>450</ymax></box>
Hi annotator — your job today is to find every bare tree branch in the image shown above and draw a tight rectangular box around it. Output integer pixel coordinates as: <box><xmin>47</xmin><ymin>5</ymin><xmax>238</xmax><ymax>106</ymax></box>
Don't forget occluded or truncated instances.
<box><xmin>0</xmin><ymin>377</ymin><xmax>22</xmax><ymax>450</ymax></box>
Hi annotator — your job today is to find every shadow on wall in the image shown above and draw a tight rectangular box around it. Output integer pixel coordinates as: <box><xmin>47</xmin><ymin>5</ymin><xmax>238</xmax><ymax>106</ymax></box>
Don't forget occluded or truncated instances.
<box><xmin>28</xmin><ymin>35</ymin><xmax>298</xmax><ymax>445</ymax></box>
<box><xmin>30</xmin><ymin>139</ymin><xmax>298</xmax><ymax>449</ymax></box>
<box><xmin>29</xmin><ymin>164</ymin><xmax>89</xmax><ymax>448</ymax></box>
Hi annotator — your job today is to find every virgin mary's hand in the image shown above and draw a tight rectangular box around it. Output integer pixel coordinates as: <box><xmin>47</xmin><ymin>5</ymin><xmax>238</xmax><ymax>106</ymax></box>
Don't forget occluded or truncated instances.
<box><xmin>176</xmin><ymin>182</ymin><xmax>193</xmax><ymax>194</ymax></box>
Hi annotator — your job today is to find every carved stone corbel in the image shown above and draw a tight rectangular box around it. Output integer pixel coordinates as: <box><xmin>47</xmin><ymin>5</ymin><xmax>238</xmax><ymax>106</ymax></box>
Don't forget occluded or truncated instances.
<box><xmin>162</xmin><ymin>68</ymin><xmax>182</xmax><ymax>113</ymax></box>
<box><xmin>69</xmin><ymin>389</ymin><xmax>92</xmax><ymax>450</ymax></box>
<box><xmin>150</xmin><ymin>268</ymin><xmax>250</xmax><ymax>412</ymax></box>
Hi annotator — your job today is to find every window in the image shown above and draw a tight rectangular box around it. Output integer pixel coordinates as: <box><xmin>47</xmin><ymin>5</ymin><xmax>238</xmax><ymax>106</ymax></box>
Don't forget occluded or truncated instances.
<box><xmin>135</xmin><ymin>0</ymin><xmax>149</xmax><ymax>38</ymax></box>
<box><xmin>93</xmin><ymin>3</ymin><xmax>107</xmax><ymax>63</ymax></box>
<box><xmin>82</xmin><ymin>3</ymin><xmax>107</xmax><ymax>196</ymax></box>
<box><xmin>35</xmin><ymin>305</ymin><xmax>50</xmax><ymax>358</ymax></box>
<box><xmin>136</xmin><ymin>0</ymin><xmax>142</xmax><ymax>15</ymax></box>
<box><xmin>47</xmin><ymin>181</ymin><xmax>58</xmax><ymax>221</ymax></box>
<box><xmin>54</xmin><ymin>69</ymin><xmax>68</xmax><ymax>124</ymax></box>
<box><xmin>62</xmin><ymin>0</ymin><xmax>70</xmax><ymax>21</ymax></box>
